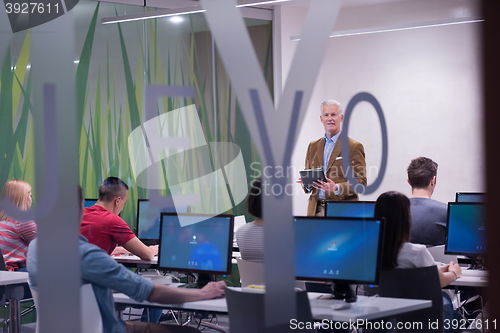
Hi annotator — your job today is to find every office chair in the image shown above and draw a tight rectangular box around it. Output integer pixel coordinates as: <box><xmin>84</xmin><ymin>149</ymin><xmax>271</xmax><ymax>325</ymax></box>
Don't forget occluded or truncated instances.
<box><xmin>225</xmin><ymin>287</ymin><xmax>316</xmax><ymax>333</ymax></box>
<box><xmin>427</xmin><ymin>245</ymin><xmax>458</xmax><ymax>265</ymax></box>
<box><xmin>236</xmin><ymin>258</ymin><xmax>308</xmax><ymax>290</ymax></box>
<box><xmin>377</xmin><ymin>266</ymin><xmax>443</xmax><ymax>333</ymax></box>
<box><xmin>30</xmin><ymin>283</ymin><xmax>103</xmax><ymax>333</ymax></box>
<box><xmin>236</xmin><ymin>258</ymin><xmax>264</xmax><ymax>287</ymax></box>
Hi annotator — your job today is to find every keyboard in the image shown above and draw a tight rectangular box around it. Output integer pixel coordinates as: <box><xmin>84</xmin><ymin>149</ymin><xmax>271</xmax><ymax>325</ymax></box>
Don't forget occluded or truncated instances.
<box><xmin>461</xmin><ymin>269</ymin><xmax>488</xmax><ymax>277</ymax></box>
<box><xmin>310</xmin><ymin>298</ymin><xmax>351</xmax><ymax>308</ymax></box>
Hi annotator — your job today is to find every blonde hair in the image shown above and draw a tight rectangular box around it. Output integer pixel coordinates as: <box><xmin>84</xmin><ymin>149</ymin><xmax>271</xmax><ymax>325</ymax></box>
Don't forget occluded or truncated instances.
<box><xmin>0</xmin><ymin>180</ymin><xmax>32</xmax><ymax>221</ymax></box>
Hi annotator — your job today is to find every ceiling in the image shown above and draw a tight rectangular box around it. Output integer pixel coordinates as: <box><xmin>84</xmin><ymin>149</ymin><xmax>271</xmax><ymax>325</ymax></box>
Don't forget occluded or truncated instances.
<box><xmin>285</xmin><ymin>0</ymin><xmax>412</xmax><ymax>8</ymax></box>
<box><xmin>99</xmin><ymin>0</ymin><xmax>414</xmax><ymax>10</ymax></box>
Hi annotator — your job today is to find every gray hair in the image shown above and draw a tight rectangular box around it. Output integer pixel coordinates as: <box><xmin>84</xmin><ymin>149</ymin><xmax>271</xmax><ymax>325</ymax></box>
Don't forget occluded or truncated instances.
<box><xmin>320</xmin><ymin>99</ymin><xmax>343</xmax><ymax>115</ymax></box>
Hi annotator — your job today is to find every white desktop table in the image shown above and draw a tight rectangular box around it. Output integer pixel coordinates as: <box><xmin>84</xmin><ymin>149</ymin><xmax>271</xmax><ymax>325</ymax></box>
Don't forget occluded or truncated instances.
<box><xmin>307</xmin><ymin>293</ymin><xmax>431</xmax><ymax>322</ymax></box>
<box><xmin>0</xmin><ymin>271</ymin><xmax>28</xmax><ymax>285</ymax></box>
<box><xmin>113</xmin><ymin>254</ymin><xmax>158</xmax><ymax>267</ymax></box>
<box><xmin>0</xmin><ymin>271</ymin><xmax>29</xmax><ymax>333</ymax></box>
<box><xmin>114</xmin><ymin>291</ymin><xmax>229</xmax><ymax>313</ymax></box>
<box><xmin>113</xmin><ymin>287</ymin><xmax>431</xmax><ymax>323</ymax></box>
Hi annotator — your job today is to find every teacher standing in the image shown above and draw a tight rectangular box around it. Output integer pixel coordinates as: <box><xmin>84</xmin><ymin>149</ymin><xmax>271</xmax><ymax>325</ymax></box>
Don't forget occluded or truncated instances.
<box><xmin>304</xmin><ymin>99</ymin><xmax>367</xmax><ymax>216</ymax></box>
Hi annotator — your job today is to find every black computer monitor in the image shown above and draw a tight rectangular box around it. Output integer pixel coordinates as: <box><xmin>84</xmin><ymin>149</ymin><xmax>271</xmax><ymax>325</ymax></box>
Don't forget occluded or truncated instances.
<box><xmin>445</xmin><ymin>203</ymin><xmax>486</xmax><ymax>266</ymax></box>
<box><xmin>136</xmin><ymin>199</ymin><xmax>187</xmax><ymax>243</ymax></box>
<box><xmin>84</xmin><ymin>199</ymin><xmax>97</xmax><ymax>208</ymax></box>
<box><xmin>324</xmin><ymin>201</ymin><xmax>376</xmax><ymax>218</ymax></box>
<box><xmin>455</xmin><ymin>192</ymin><xmax>486</xmax><ymax>203</ymax></box>
<box><xmin>158</xmin><ymin>213</ymin><xmax>234</xmax><ymax>276</ymax></box>
<box><xmin>294</xmin><ymin>216</ymin><xmax>384</xmax><ymax>302</ymax></box>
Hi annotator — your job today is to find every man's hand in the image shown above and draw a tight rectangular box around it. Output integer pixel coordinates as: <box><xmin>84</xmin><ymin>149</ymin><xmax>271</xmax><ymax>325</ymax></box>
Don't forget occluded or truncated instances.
<box><xmin>111</xmin><ymin>247</ymin><xmax>131</xmax><ymax>256</ymax></box>
<box><xmin>148</xmin><ymin>280</ymin><xmax>227</xmax><ymax>304</ymax></box>
<box><xmin>149</xmin><ymin>245</ymin><xmax>159</xmax><ymax>256</ymax></box>
<box><xmin>200</xmin><ymin>281</ymin><xmax>226</xmax><ymax>300</ymax></box>
<box><xmin>312</xmin><ymin>177</ymin><xmax>338</xmax><ymax>193</ymax></box>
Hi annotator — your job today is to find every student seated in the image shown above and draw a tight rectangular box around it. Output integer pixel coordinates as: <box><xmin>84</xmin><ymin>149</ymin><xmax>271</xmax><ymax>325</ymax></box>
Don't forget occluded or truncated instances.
<box><xmin>81</xmin><ymin>177</ymin><xmax>157</xmax><ymax>259</ymax></box>
<box><xmin>0</xmin><ymin>179</ymin><xmax>37</xmax><ymax>271</ymax></box>
<box><xmin>27</xmin><ymin>186</ymin><xmax>226</xmax><ymax>333</ymax></box>
<box><xmin>407</xmin><ymin>157</ymin><xmax>447</xmax><ymax>246</ymax></box>
<box><xmin>81</xmin><ymin>177</ymin><xmax>160</xmax><ymax>322</ymax></box>
<box><xmin>0</xmin><ymin>179</ymin><xmax>36</xmax><ymax>300</ymax></box>
<box><xmin>374</xmin><ymin>191</ymin><xmax>462</xmax><ymax>332</ymax></box>
<box><xmin>235</xmin><ymin>178</ymin><xmax>263</xmax><ymax>262</ymax></box>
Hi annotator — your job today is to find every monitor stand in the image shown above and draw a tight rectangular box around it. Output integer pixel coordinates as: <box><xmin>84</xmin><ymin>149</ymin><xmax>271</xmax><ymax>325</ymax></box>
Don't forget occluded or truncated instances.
<box><xmin>196</xmin><ymin>273</ymin><xmax>213</xmax><ymax>288</ymax></box>
<box><xmin>467</xmin><ymin>256</ymin><xmax>485</xmax><ymax>270</ymax></box>
<box><xmin>180</xmin><ymin>273</ymin><xmax>215</xmax><ymax>289</ymax></box>
<box><xmin>331</xmin><ymin>282</ymin><xmax>357</xmax><ymax>303</ymax></box>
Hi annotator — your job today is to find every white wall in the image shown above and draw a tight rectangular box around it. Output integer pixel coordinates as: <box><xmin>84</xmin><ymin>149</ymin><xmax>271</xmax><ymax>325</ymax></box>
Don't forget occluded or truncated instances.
<box><xmin>277</xmin><ymin>0</ymin><xmax>483</xmax><ymax>216</ymax></box>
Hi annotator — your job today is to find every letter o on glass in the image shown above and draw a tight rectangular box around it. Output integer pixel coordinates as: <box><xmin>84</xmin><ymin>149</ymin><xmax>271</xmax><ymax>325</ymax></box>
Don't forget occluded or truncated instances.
<box><xmin>340</xmin><ymin>92</ymin><xmax>388</xmax><ymax>195</ymax></box>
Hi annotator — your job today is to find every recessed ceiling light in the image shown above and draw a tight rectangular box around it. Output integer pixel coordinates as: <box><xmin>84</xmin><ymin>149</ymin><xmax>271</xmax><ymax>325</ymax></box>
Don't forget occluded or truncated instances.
<box><xmin>170</xmin><ymin>16</ymin><xmax>183</xmax><ymax>23</ymax></box>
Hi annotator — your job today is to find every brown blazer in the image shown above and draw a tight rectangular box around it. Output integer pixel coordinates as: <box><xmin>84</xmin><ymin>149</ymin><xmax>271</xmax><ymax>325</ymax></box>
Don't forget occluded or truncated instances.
<box><xmin>305</xmin><ymin>136</ymin><xmax>367</xmax><ymax>216</ymax></box>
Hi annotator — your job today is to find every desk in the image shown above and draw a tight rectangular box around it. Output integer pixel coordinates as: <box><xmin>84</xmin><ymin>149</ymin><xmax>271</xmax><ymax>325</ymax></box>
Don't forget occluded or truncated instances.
<box><xmin>0</xmin><ymin>271</ymin><xmax>28</xmax><ymax>285</ymax></box>
<box><xmin>113</xmin><ymin>288</ymin><xmax>431</xmax><ymax>323</ymax></box>
<box><xmin>113</xmin><ymin>288</ymin><xmax>228</xmax><ymax>314</ymax></box>
<box><xmin>0</xmin><ymin>271</ymin><xmax>29</xmax><ymax>333</ymax></box>
<box><xmin>113</xmin><ymin>254</ymin><xmax>158</xmax><ymax>268</ymax></box>
<box><xmin>307</xmin><ymin>293</ymin><xmax>431</xmax><ymax>322</ymax></box>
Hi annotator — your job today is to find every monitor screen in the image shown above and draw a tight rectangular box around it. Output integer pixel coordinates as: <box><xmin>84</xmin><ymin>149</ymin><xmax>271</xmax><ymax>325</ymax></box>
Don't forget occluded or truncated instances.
<box><xmin>445</xmin><ymin>203</ymin><xmax>486</xmax><ymax>256</ymax></box>
<box><xmin>158</xmin><ymin>213</ymin><xmax>234</xmax><ymax>275</ymax></box>
<box><xmin>325</xmin><ymin>201</ymin><xmax>376</xmax><ymax>218</ymax></box>
<box><xmin>455</xmin><ymin>192</ymin><xmax>486</xmax><ymax>203</ymax></box>
<box><xmin>294</xmin><ymin>217</ymin><xmax>384</xmax><ymax>285</ymax></box>
<box><xmin>136</xmin><ymin>199</ymin><xmax>187</xmax><ymax>241</ymax></box>
<box><xmin>84</xmin><ymin>199</ymin><xmax>97</xmax><ymax>208</ymax></box>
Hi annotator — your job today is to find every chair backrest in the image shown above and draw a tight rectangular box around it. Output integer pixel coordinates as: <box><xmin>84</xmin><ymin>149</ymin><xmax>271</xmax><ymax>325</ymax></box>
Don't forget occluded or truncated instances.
<box><xmin>379</xmin><ymin>266</ymin><xmax>443</xmax><ymax>333</ymax></box>
<box><xmin>225</xmin><ymin>287</ymin><xmax>315</xmax><ymax>333</ymax></box>
<box><xmin>237</xmin><ymin>258</ymin><xmax>264</xmax><ymax>287</ymax></box>
<box><xmin>0</xmin><ymin>256</ymin><xmax>6</xmax><ymax>302</ymax></box>
<box><xmin>30</xmin><ymin>283</ymin><xmax>103</xmax><ymax>333</ymax></box>
<box><xmin>427</xmin><ymin>245</ymin><xmax>458</xmax><ymax>264</ymax></box>
<box><xmin>236</xmin><ymin>259</ymin><xmax>307</xmax><ymax>290</ymax></box>
<box><xmin>0</xmin><ymin>254</ymin><xmax>6</xmax><ymax>271</ymax></box>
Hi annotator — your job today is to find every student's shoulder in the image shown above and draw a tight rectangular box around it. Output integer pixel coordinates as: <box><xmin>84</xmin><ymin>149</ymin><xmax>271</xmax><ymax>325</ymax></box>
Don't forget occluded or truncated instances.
<box><xmin>237</xmin><ymin>222</ymin><xmax>261</xmax><ymax>234</ymax></box>
<box><xmin>109</xmin><ymin>214</ymin><xmax>129</xmax><ymax>227</ymax></box>
<box><xmin>401</xmin><ymin>242</ymin><xmax>427</xmax><ymax>254</ymax></box>
<box><xmin>430</xmin><ymin>199</ymin><xmax>447</xmax><ymax>209</ymax></box>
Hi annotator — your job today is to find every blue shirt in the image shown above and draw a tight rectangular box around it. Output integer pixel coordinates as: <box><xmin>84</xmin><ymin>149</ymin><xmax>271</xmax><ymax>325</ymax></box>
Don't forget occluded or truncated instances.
<box><xmin>319</xmin><ymin>131</ymin><xmax>342</xmax><ymax>199</ymax></box>
<box><xmin>27</xmin><ymin>235</ymin><xmax>154</xmax><ymax>333</ymax></box>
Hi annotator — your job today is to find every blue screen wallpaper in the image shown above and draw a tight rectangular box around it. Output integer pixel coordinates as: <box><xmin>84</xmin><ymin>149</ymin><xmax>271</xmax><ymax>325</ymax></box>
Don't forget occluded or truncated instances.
<box><xmin>294</xmin><ymin>218</ymin><xmax>381</xmax><ymax>283</ymax></box>
<box><xmin>325</xmin><ymin>202</ymin><xmax>375</xmax><ymax>218</ymax></box>
<box><xmin>158</xmin><ymin>214</ymin><xmax>232</xmax><ymax>273</ymax></box>
<box><xmin>446</xmin><ymin>204</ymin><xmax>485</xmax><ymax>255</ymax></box>
<box><xmin>137</xmin><ymin>200</ymin><xmax>187</xmax><ymax>240</ymax></box>
<box><xmin>84</xmin><ymin>199</ymin><xmax>97</xmax><ymax>208</ymax></box>
<box><xmin>456</xmin><ymin>193</ymin><xmax>486</xmax><ymax>203</ymax></box>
